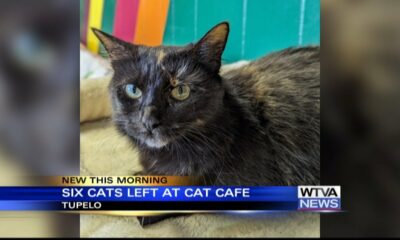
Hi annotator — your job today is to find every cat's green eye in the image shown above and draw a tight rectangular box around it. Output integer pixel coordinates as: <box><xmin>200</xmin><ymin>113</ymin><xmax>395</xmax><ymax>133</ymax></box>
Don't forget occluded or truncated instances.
<box><xmin>171</xmin><ymin>85</ymin><xmax>190</xmax><ymax>101</ymax></box>
<box><xmin>124</xmin><ymin>84</ymin><xmax>142</xmax><ymax>99</ymax></box>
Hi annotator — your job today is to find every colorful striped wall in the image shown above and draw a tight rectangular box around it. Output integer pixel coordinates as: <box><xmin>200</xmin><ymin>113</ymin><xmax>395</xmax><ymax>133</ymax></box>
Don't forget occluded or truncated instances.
<box><xmin>80</xmin><ymin>0</ymin><xmax>320</xmax><ymax>63</ymax></box>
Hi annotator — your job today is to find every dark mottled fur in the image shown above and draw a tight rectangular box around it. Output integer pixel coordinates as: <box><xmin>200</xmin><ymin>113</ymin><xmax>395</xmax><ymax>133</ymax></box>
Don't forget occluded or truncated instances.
<box><xmin>93</xmin><ymin>22</ymin><xmax>320</xmax><ymax>186</ymax></box>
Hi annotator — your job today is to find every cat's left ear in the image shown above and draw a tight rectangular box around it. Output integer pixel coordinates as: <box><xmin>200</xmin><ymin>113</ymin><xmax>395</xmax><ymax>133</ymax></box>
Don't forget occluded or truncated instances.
<box><xmin>193</xmin><ymin>22</ymin><xmax>229</xmax><ymax>72</ymax></box>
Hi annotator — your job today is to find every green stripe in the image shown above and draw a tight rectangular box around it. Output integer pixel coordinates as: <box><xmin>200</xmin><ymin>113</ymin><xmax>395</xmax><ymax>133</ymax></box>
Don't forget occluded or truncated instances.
<box><xmin>197</xmin><ymin>0</ymin><xmax>243</xmax><ymax>63</ymax></box>
<box><xmin>101</xmin><ymin>0</ymin><xmax>117</xmax><ymax>34</ymax></box>
<box><xmin>302</xmin><ymin>0</ymin><xmax>320</xmax><ymax>45</ymax></box>
<box><xmin>163</xmin><ymin>0</ymin><xmax>196</xmax><ymax>46</ymax></box>
<box><xmin>99</xmin><ymin>0</ymin><xmax>116</xmax><ymax>55</ymax></box>
<box><xmin>163</xmin><ymin>0</ymin><xmax>320</xmax><ymax>62</ymax></box>
<box><xmin>244</xmin><ymin>0</ymin><xmax>300</xmax><ymax>60</ymax></box>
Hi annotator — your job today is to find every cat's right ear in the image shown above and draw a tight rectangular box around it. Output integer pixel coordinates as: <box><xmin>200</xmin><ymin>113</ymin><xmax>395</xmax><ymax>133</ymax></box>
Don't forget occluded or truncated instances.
<box><xmin>91</xmin><ymin>28</ymin><xmax>135</xmax><ymax>61</ymax></box>
<box><xmin>192</xmin><ymin>22</ymin><xmax>229</xmax><ymax>73</ymax></box>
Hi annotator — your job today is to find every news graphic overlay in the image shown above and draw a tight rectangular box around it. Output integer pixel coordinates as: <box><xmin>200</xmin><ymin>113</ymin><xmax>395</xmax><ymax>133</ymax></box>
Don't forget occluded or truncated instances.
<box><xmin>298</xmin><ymin>186</ymin><xmax>341</xmax><ymax>211</ymax></box>
<box><xmin>0</xmin><ymin>176</ymin><xmax>341</xmax><ymax>214</ymax></box>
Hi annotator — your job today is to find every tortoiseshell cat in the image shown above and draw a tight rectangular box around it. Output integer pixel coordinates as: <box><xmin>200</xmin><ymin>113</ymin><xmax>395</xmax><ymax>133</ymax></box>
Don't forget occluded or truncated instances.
<box><xmin>93</xmin><ymin>22</ymin><xmax>320</xmax><ymax>186</ymax></box>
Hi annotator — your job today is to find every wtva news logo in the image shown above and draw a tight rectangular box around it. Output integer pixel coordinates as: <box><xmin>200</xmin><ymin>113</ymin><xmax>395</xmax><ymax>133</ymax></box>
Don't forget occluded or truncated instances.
<box><xmin>298</xmin><ymin>186</ymin><xmax>341</xmax><ymax>212</ymax></box>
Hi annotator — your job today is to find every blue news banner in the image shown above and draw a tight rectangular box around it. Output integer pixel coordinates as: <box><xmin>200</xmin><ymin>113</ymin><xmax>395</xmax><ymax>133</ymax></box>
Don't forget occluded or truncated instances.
<box><xmin>0</xmin><ymin>186</ymin><xmax>341</xmax><ymax>212</ymax></box>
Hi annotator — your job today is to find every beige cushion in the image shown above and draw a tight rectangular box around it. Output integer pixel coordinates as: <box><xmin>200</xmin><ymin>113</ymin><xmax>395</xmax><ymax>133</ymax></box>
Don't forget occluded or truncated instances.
<box><xmin>80</xmin><ymin>76</ymin><xmax>112</xmax><ymax>123</ymax></box>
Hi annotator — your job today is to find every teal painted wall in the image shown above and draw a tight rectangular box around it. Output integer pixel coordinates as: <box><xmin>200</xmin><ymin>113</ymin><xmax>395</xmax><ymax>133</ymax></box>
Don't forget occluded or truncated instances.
<box><xmin>163</xmin><ymin>0</ymin><xmax>320</xmax><ymax>63</ymax></box>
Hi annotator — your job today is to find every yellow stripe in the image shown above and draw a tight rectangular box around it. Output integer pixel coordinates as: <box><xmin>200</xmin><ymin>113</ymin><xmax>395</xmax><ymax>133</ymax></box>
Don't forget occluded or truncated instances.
<box><xmin>86</xmin><ymin>0</ymin><xmax>105</xmax><ymax>53</ymax></box>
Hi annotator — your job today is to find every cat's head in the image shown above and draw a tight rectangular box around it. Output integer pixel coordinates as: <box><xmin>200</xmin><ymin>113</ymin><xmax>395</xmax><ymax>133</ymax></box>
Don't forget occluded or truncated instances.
<box><xmin>93</xmin><ymin>22</ymin><xmax>229</xmax><ymax>148</ymax></box>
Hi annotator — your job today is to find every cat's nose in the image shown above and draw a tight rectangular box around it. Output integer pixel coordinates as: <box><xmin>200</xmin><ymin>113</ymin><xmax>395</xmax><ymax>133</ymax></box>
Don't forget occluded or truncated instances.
<box><xmin>144</xmin><ymin>119</ymin><xmax>161</xmax><ymax>132</ymax></box>
<box><xmin>141</xmin><ymin>106</ymin><xmax>161</xmax><ymax>132</ymax></box>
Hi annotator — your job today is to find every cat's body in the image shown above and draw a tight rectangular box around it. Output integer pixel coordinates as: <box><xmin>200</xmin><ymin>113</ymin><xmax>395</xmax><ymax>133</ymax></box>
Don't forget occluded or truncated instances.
<box><xmin>93</xmin><ymin>22</ymin><xmax>320</xmax><ymax>186</ymax></box>
<box><xmin>139</xmin><ymin>47</ymin><xmax>320</xmax><ymax>185</ymax></box>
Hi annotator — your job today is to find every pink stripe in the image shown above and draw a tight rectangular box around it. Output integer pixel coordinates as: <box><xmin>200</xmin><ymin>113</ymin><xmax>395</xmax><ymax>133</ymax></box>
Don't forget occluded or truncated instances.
<box><xmin>113</xmin><ymin>0</ymin><xmax>140</xmax><ymax>42</ymax></box>
<box><xmin>82</xmin><ymin>0</ymin><xmax>90</xmax><ymax>45</ymax></box>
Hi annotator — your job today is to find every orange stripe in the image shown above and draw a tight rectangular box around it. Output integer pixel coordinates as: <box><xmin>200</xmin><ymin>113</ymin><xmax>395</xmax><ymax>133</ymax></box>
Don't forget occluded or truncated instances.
<box><xmin>134</xmin><ymin>0</ymin><xmax>170</xmax><ymax>46</ymax></box>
